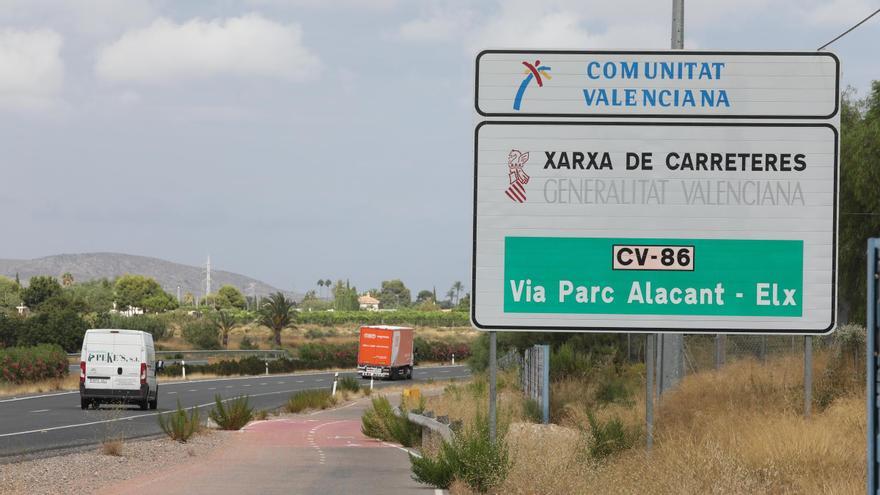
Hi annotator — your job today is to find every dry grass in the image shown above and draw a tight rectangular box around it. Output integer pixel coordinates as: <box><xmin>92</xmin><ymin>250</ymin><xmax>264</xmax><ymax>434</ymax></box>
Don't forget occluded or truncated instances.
<box><xmin>430</xmin><ymin>355</ymin><xmax>865</xmax><ymax>495</ymax></box>
<box><xmin>101</xmin><ymin>439</ymin><xmax>124</xmax><ymax>457</ymax></box>
<box><xmin>0</xmin><ymin>374</ymin><xmax>79</xmax><ymax>398</ymax></box>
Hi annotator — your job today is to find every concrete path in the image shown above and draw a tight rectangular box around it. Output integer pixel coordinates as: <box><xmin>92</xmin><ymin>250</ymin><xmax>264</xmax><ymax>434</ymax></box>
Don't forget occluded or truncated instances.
<box><xmin>100</xmin><ymin>397</ymin><xmax>438</xmax><ymax>495</ymax></box>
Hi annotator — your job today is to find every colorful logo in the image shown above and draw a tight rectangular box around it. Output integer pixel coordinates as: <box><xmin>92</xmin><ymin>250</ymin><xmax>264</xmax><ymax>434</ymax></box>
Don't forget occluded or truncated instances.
<box><xmin>513</xmin><ymin>60</ymin><xmax>551</xmax><ymax>111</ymax></box>
<box><xmin>505</xmin><ymin>149</ymin><xmax>530</xmax><ymax>203</ymax></box>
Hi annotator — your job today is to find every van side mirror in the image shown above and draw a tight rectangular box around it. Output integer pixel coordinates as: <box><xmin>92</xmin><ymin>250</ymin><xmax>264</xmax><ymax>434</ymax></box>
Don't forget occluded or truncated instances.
<box><xmin>156</xmin><ymin>360</ymin><xmax>165</xmax><ymax>373</ymax></box>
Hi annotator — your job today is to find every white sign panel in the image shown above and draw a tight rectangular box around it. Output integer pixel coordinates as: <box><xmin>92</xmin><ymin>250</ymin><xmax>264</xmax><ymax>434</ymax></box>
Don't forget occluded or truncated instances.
<box><xmin>471</xmin><ymin>122</ymin><xmax>837</xmax><ymax>334</ymax></box>
<box><xmin>476</xmin><ymin>50</ymin><xmax>839</xmax><ymax>118</ymax></box>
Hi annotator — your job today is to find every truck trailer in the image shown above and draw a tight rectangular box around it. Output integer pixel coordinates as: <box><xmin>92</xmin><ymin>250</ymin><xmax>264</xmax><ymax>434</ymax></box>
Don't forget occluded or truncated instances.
<box><xmin>357</xmin><ymin>325</ymin><xmax>414</xmax><ymax>380</ymax></box>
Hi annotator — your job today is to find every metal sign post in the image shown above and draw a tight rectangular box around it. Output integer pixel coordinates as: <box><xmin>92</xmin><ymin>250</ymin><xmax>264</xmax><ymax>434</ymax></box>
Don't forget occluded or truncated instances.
<box><xmin>867</xmin><ymin>238</ymin><xmax>879</xmax><ymax>493</ymax></box>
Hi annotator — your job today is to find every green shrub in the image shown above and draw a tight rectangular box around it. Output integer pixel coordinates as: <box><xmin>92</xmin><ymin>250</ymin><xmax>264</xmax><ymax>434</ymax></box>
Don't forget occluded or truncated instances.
<box><xmin>209</xmin><ymin>395</ymin><xmax>253</xmax><ymax>430</ymax></box>
<box><xmin>159</xmin><ymin>401</ymin><xmax>201</xmax><ymax>442</ymax></box>
<box><xmin>297</xmin><ymin>310</ymin><xmax>468</xmax><ymax>328</ymax></box>
<box><xmin>410</xmin><ymin>411</ymin><xmax>510</xmax><ymax>493</ymax></box>
<box><xmin>239</xmin><ymin>335</ymin><xmax>257</xmax><ymax>350</ymax></box>
<box><xmin>338</xmin><ymin>375</ymin><xmax>360</xmax><ymax>393</ymax></box>
<box><xmin>522</xmin><ymin>398</ymin><xmax>542</xmax><ymax>423</ymax></box>
<box><xmin>17</xmin><ymin>309</ymin><xmax>88</xmax><ymax>352</ymax></box>
<box><xmin>94</xmin><ymin>313</ymin><xmax>169</xmax><ymax>340</ymax></box>
<box><xmin>0</xmin><ymin>344</ymin><xmax>68</xmax><ymax>384</ymax></box>
<box><xmin>410</xmin><ymin>451</ymin><xmax>455</xmax><ymax>489</ymax></box>
<box><xmin>182</xmin><ymin>320</ymin><xmax>220</xmax><ymax>350</ymax></box>
<box><xmin>362</xmin><ymin>396</ymin><xmax>395</xmax><ymax>440</ymax></box>
<box><xmin>361</xmin><ymin>396</ymin><xmax>421</xmax><ymax>448</ymax></box>
<box><xmin>594</xmin><ymin>374</ymin><xmax>634</xmax><ymax>406</ymax></box>
<box><xmin>585</xmin><ymin>411</ymin><xmax>637</xmax><ymax>461</ymax></box>
<box><xmin>286</xmin><ymin>389</ymin><xmax>335</xmax><ymax>413</ymax></box>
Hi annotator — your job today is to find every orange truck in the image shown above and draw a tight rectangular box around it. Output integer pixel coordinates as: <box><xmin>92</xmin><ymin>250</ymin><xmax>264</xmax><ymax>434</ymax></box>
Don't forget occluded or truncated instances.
<box><xmin>357</xmin><ymin>325</ymin><xmax>414</xmax><ymax>380</ymax></box>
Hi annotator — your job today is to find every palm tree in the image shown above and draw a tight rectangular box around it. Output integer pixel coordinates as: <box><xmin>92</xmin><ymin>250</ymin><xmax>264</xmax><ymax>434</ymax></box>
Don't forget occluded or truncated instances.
<box><xmin>446</xmin><ymin>289</ymin><xmax>456</xmax><ymax>306</ymax></box>
<box><xmin>451</xmin><ymin>281</ymin><xmax>463</xmax><ymax>305</ymax></box>
<box><xmin>316</xmin><ymin>280</ymin><xmax>325</xmax><ymax>299</ymax></box>
<box><xmin>215</xmin><ymin>310</ymin><xmax>237</xmax><ymax>348</ymax></box>
<box><xmin>259</xmin><ymin>292</ymin><xmax>295</xmax><ymax>346</ymax></box>
<box><xmin>61</xmin><ymin>272</ymin><xmax>74</xmax><ymax>287</ymax></box>
<box><xmin>324</xmin><ymin>279</ymin><xmax>332</xmax><ymax>299</ymax></box>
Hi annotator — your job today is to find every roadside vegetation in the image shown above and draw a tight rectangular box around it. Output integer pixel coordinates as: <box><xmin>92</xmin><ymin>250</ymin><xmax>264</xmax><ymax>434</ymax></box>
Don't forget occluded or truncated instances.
<box><xmin>401</xmin><ymin>326</ymin><xmax>866</xmax><ymax>494</ymax></box>
<box><xmin>209</xmin><ymin>395</ymin><xmax>254</xmax><ymax>431</ymax></box>
<box><xmin>158</xmin><ymin>401</ymin><xmax>202</xmax><ymax>442</ymax></box>
<box><xmin>285</xmin><ymin>389</ymin><xmax>337</xmax><ymax>413</ymax></box>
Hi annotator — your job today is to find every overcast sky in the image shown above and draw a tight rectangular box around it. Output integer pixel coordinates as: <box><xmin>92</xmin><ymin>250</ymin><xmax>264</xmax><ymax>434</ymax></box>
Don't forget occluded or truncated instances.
<box><xmin>0</xmin><ymin>0</ymin><xmax>876</xmax><ymax>296</ymax></box>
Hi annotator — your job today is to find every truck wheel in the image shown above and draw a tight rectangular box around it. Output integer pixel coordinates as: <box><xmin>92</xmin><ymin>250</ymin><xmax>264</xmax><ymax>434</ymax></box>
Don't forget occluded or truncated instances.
<box><xmin>387</xmin><ymin>368</ymin><xmax>395</xmax><ymax>381</ymax></box>
<box><xmin>407</xmin><ymin>367</ymin><xmax>413</xmax><ymax>380</ymax></box>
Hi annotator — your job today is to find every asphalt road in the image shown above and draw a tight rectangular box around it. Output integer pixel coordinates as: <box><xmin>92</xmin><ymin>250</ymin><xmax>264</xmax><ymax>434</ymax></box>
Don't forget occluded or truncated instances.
<box><xmin>0</xmin><ymin>365</ymin><xmax>470</xmax><ymax>459</ymax></box>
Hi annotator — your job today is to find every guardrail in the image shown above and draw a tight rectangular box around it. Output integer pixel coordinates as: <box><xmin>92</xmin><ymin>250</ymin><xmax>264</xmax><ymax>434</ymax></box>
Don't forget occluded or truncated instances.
<box><xmin>67</xmin><ymin>349</ymin><xmax>291</xmax><ymax>361</ymax></box>
<box><xmin>393</xmin><ymin>408</ymin><xmax>455</xmax><ymax>442</ymax></box>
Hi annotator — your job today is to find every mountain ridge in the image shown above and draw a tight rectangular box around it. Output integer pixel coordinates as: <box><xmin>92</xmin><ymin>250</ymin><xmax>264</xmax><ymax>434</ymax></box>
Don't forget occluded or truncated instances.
<box><xmin>0</xmin><ymin>252</ymin><xmax>289</xmax><ymax>299</ymax></box>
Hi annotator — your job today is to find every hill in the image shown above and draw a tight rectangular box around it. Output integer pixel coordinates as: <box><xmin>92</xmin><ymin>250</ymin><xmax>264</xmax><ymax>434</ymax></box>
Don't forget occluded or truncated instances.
<box><xmin>0</xmin><ymin>253</ymin><xmax>287</xmax><ymax>298</ymax></box>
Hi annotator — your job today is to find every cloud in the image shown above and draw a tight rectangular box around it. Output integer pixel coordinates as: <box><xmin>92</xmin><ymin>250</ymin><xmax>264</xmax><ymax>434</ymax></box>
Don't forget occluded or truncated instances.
<box><xmin>398</xmin><ymin>12</ymin><xmax>471</xmax><ymax>41</ymax></box>
<box><xmin>95</xmin><ymin>14</ymin><xmax>321</xmax><ymax>84</ymax></box>
<box><xmin>0</xmin><ymin>28</ymin><xmax>64</xmax><ymax>108</ymax></box>
<box><xmin>800</xmin><ymin>0</ymin><xmax>876</xmax><ymax>25</ymax></box>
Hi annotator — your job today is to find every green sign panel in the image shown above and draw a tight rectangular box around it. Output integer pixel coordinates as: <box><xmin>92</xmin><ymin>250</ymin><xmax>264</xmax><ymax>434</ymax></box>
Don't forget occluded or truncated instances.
<box><xmin>504</xmin><ymin>237</ymin><xmax>803</xmax><ymax>317</ymax></box>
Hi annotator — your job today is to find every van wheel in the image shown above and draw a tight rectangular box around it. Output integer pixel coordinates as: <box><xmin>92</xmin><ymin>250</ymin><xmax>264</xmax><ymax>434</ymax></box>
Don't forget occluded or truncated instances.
<box><xmin>149</xmin><ymin>396</ymin><xmax>158</xmax><ymax>410</ymax></box>
<box><xmin>138</xmin><ymin>398</ymin><xmax>149</xmax><ymax>410</ymax></box>
<box><xmin>80</xmin><ymin>397</ymin><xmax>89</xmax><ymax>410</ymax></box>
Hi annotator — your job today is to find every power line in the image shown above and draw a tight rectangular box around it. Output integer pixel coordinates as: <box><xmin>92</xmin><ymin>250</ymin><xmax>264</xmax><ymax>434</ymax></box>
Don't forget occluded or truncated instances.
<box><xmin>817</xmin><ymin>7</ymin><xmax>880</xmax><ymax>50</ymax></box>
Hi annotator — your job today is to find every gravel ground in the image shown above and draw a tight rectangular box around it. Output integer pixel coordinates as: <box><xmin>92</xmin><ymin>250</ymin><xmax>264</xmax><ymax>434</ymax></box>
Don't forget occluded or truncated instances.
<box><xmin>0</xmin><ymin>430</ymin><xmax>233</xmax><ymax>495</ymax></box>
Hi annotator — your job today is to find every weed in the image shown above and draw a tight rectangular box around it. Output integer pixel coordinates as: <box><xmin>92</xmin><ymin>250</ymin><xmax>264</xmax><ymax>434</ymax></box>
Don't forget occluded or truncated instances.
<box><xmin>361</xmin><ymin>396</ymin><xmax>421</xmax><ymax>447</ymax></box>
<box><xmin>410</xmin><ymin>410</ymin><xmax>510</xmax><ymax>493</ymax></box>
<box><xmin>209</xmin><ymin>395</ymin><xmax>253</xmax><ymax>430</ymax></box>
<box><xmin>523</xmin><ymin>398</ymin><xmax>542</xmax><ymax>423</ymax></box>
<box><xmin>338</xmin><ymin>375</ymin><xmax>360</xmax><ymax>393</ymax></box>
<box><xmin>286</xmin><ymin>389</ymin><xmax>336</xmax><ymax>413</ymax></box>
<box><xmin>584</xmin><ymin>411</ymin><xmax>637</xmax><ymax>461</ymax></box>
<box><xmin>158</xmin><ymin>400</ymin><xmax>201</xmax><ymax>442</ymax></box>
<box><xmin>255</xmin><ymin>409</ymin><xmax>269</xmax><ymax>421</ymax></box>
<box><xmin>101</xmin><ymin>439</ymin><xmax>123</xmax><ymax>456</ymax></box>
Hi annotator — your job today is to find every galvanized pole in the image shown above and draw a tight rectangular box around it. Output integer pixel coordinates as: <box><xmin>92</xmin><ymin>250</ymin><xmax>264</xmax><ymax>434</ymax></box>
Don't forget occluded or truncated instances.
<box><xmin>646</xmin><ymin>334</ymin><xmax>655</xmax><ymax>451</ymax></box>
<box><xmin>866</xmin><ymin>238</ymin><xmax>879</xmax><ymax>493</ymax></box>
<box><xmin>656</xmin><ymin>0</ymin><xmax>687</xmax><ymax>396</ymax></box>
<box><xmin>542</xmin><ymin>344</ymin><xmax>550</xmax><ymax>424</ymax></box>
<box><xmin>804</xmin><ymin>335</ymin><xmax>812</xmax><ymax>419</ymax></box>
<box><xmin>489</xmin><ymin>330</ymin><xmax>497</xmax><ymax>443</ymax></box>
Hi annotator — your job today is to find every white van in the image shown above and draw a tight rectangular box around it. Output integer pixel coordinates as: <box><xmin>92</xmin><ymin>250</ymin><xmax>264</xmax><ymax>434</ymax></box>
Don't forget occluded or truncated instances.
<box><xmin>79</xmin><ymin>329</ymin><xmax>161</xmax><ymax>410</ymax></box>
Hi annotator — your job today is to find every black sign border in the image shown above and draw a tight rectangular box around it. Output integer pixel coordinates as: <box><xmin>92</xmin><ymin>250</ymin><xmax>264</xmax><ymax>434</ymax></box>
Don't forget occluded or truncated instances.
<box><xmin>475</xmin><ymin>50</ymin><xmax>840</xmax><ymax>119</ymax></box>
<box><xmin>470</xmin><ymin>121</ymin><xmax>839</xmax><ymax>335</ymax></box>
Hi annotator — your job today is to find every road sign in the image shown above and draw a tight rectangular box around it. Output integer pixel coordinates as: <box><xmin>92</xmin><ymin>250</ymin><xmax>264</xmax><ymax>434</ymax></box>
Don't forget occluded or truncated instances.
<box><xmin>471</xmin><ymin>121</ymin><xmax>837</xmax><ymax>333</ymax></box>
<box><xmin>476</xmin><ymin>50</ymin><xmax>839</xmax><ymax>119</ymax></box>
<box><xmin>471</xmin><ymin>50</ymin><xmax>839</xmax><ymax>334</ymax></box>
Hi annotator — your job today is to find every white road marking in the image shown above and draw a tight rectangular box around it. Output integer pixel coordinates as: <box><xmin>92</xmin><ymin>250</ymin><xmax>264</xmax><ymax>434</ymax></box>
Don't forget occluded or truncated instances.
<box><xmin>0</xmin><ymin>386</ymin><xmax>330</xmax><ymax>439</ymax></box>
<box><xmin>276</xmin><ymin>381</ymin><xmax>285</xmax><ymax>384</ymax></box>
<box><xmin>382</xmin><ymin>441</ymin><xmax>422</xmax><ymax>458</ymax></box>
<box><xmin>260</xmin><ymin>383</ymin><xmax>267</xmax><ymax>386</ymax></box>
<box><xmin>29</xmin><ymin>409</ymin><xmax>49</xmax><ymax>413</ymax></box>
<box><xmin>167</xmin><ymin>392</ymin><xmax>177</xmax><ymax>395</ymax></box>
<box><xmin>296</xmin><ymin>380</ymin><xmax>305</xmax><ymax>383</ymax></box>
<box><xmin>225</xmin><ymin>386</ymin><xmax>233</xmax><ymax>389</ymax></box>
<box><xmin>208</xmin><ymin>388</ymin><xmax>216</xmax><ymax>390</ymax></box>
<box><xmin>242</xmin><ymin>384</ymin><xmax>251</xmax><ymax>387</ymax></box>
<box><xmin>188</xmin><ymin>389</ymin><xmax>198</xmax><ymax>392</ymax></box>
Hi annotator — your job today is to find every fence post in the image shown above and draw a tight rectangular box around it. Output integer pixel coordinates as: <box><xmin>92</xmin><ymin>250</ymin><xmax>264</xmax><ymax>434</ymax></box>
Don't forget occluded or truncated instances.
<box><xmin>265</xmin><ymin>361</ymin><xmax>269</xmax><ymax>376</ymax></box>
<box><xmin>541</xmin><ymin>345</ymin><xmax>550</xmax><ymax>424</ymax></box>
<box><xmin>804</xmin><ymin>335</ymin><xmax>812</xmax><ymax>419</ymax></box>
<box><xmin>182</xmin><ymin>360</ymin><xmax>186</xmax><ymax>380</ymax></box>
<box><xmin>489</xmin><ymin>331</ymin><xmax>497</xmax><ymax>443</ymax></box>
<box><xmin>646</xmin><ymin>334</ymin><xmax>654</xmax><ymax>452</ymax></box>
<box><xmin>332</xmin><ymin>372</ymin><xmax>338</xmax><ymax>396</ymax></box>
